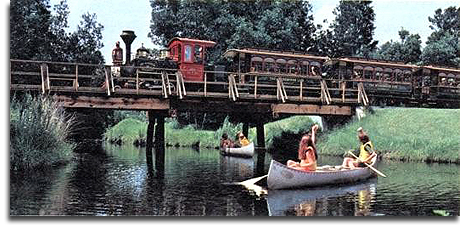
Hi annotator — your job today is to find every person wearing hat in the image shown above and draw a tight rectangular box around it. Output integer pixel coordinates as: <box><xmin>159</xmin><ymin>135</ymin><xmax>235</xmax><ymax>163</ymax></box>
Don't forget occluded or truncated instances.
<box><xmin>341</xmin><ymin>127</ymin><xmax>377</xmax><ymax>169</ymax></box>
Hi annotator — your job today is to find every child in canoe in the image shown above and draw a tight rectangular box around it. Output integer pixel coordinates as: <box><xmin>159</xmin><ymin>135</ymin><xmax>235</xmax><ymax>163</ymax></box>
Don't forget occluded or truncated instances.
<box><xmin>287</xmin><ymin>124</ymin><xmax>319</xmax><ymax>171</ymax></box>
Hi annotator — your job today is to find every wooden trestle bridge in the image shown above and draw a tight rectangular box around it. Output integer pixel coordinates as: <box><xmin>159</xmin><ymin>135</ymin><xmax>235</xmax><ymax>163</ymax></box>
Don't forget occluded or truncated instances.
<box><xmin>10</xmin><ymin>59</ymin><xmax>369</xmax><ymax>176</ymax></box>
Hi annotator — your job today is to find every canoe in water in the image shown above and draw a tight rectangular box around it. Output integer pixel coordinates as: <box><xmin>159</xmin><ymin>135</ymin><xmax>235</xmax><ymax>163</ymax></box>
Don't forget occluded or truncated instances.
<box><xmin>221</xmin><ymin>142</ymin><xmax>254</xmax><ymax>158</ymax></box>
<box><xmin>267</xmin><ymin>156</ymin><xmax>378</xmax><ymax>190</ymax></box>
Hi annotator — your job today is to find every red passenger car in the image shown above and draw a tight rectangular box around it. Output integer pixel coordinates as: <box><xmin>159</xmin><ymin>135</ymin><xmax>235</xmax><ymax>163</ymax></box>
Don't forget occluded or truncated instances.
<box><xmin>167</xmin><ymin>37</ymin><xmax>216</xmax><ymax>81</ymax></box>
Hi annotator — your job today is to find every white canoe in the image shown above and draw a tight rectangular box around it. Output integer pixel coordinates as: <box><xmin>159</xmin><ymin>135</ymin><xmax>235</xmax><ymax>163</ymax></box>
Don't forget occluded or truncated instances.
<box><xmin>267</xmin><ymin>156</ymin><xmax>378</xmax><ymax>190</ymax></box>
<box><xmin>221</xmin><ymin>142</ymin><xmax>254</xmax><ymax>158</ymax></box>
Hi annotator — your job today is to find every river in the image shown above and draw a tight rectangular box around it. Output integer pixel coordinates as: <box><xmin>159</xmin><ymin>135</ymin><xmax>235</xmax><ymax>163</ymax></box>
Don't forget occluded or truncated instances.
<box><xmin>10</xmin><ymin>144</ymin><xmax>459</xmax><ymax>216</ymax></box>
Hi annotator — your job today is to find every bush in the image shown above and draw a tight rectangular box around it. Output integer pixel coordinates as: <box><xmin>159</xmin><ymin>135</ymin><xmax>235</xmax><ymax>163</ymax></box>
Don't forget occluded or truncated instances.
<box><xmin>10</xmin><ymin>94</ymin><xmax>75</xmax><ymax>171</ymax></box>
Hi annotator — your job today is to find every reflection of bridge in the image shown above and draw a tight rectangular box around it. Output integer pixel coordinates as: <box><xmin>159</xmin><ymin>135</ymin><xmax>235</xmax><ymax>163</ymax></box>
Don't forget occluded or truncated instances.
<box><xmin>10</xmin><ymin>59</ymin><xmax>369</xmax><ymax>177</ymax></box>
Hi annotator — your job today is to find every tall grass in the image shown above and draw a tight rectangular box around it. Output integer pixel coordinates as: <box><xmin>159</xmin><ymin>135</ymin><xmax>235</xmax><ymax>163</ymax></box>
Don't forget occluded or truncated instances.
<box><xmin>10</xmin><ymin>94</ymin><xmax>75</xmax><ymax>171</ymax></box>
<box><xmin>318</xmin><ymin>108</ymin><xmax>460</xmax><ymax>163</ymax></box>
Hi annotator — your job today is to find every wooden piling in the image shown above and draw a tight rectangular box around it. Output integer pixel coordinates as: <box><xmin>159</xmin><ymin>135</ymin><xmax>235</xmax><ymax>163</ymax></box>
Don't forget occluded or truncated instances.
<box><xmin>146</xmin><ymin>111</ymin><xmax>155</xmax><ymax>169</ymax></box>
<box><xmin>243</xmin><ymin>122</ymin><xmax>249</xmax><ymax>138</ymax></box>
<box><xmin>154</xmin><ymin>116</ymin><xmax>165</xmax><ymax>178</ymax></box>
<box><xmin>255</xmin><ymin>122</ymin><xmax>266</xmax><ymax>176</ymax></box>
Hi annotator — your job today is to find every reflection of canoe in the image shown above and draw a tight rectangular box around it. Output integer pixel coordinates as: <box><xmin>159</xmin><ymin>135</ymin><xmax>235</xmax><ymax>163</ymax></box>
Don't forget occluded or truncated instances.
<box><xmin>221</xmin><ymin>142</ymin><xmax>254</xmax><ymax>158</ymax></box>
<box><xmin>267</xmin><ymin>156</ymin><xmax>377</xmax><ymax>190</ymax></box>
<box><xmin>267</xmin><ymin>180</ymin><xmax>376</xmax><ymax>216</ymax></box>
<box><xmin>220</xmin><ymin>155</ymin><xmax>255</xmax><ymax>179</ymax></box>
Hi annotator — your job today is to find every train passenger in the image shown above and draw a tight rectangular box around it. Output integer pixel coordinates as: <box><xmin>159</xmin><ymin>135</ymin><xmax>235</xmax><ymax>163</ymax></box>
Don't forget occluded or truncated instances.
<box><xmin>341</xmin><ymin>128</ymin><xmax>376</xmax><ymax>169</ymax></box>
<box><xmin>287</xmin><ymin>124</ymin><xmax>319</xmax><ymax>172</ymax></box>
<box><xmin>234</xmin><ymin>131</ymin><xmax>250</xmax><ymax>148</ymax></box>
<box><xmin>440</xmin><ymin>78</ymin><xmax>447</xmax><ymax>86</ymax></box>
<box><xmin>220</xmin><ymin>133</ymin><xmax>233</xmax><ymax>149</ymax></box>
<box><xmin>112</xmin><ymin>41</ymin><xmax>123</xmax><ymax>66</ymax></box>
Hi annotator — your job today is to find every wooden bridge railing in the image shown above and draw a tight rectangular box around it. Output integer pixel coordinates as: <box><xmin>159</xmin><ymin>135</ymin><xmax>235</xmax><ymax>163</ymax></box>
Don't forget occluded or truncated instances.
<box><xmin>10</xmin><ymin>59</ymin><xmax>366</xmax><ymax>107</ymax></box>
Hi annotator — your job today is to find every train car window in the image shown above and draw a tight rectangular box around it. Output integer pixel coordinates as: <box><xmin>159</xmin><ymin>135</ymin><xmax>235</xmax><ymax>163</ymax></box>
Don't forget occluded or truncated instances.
<box><xmin>177</xmin><ymin>44</ymin><xmax>181</xmax><ymax>61</ymax></box>
<box><xmin>287</xmin><ymin>60</ymin><xmax>298</xmax><ymax>74</ymax></box>
<box><xmin>353</xmin><ymin>66</ymin><xmax>363</xmax><ymax>79</ymax></box>
<box><xmin>311</xmin><ymin>62</ymin><xmax>321</xmax><ymax>76</ymax></box>
<box><xmin>195</xmin><ymin>45</ymin><xmax>203</xmax><ymax>64</ymax></box>
<box><xmin>394</xmin><ymin>69</ymin><xmax>402</xmax><ymax>82</ymax></box>
<box><xmin>184</xmin><ymin>44</ymin><xmax>192</xmax><ymax>62</ymax></box>
<box><xmin>375</xmin><ymin>67</ymin><xmax>383</xmax><ymax>80</ymax></box>
<box><xmin>251</xmin><ymin>57</ymin><xmax>263</xmax><ymax>72</ymax></box>
<box><xmin>264</xmin><ymin>58</ymin><xmax>275</xmax><ymax>72</ymax></box>
<box><xmin>383</xmin><ymin>68</ymin><xmax>392</xmax><ymax>81</ymax></box>
<box><xmin>404</xmin><ymin>70</ymin><xmax>411</xmax><ymax>82</ymax></box>
<box><xmin>276</xmin><ymin>59</ymin><xmax>287</xmax><ymax>73</ymax></box>
<box><xmin>364</xmin><ymin>66</ymin><xmax>373</xmax><ymax>80</ymax></box>
<box><xmin>301</xmin><ymin>61</ymin><xmax>309</xmax><ymax>76</ymax></box>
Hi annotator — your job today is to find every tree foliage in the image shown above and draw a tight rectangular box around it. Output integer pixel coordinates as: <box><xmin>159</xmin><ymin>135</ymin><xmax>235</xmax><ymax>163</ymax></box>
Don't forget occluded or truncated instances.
<box><xmin>326</xmin><ymin>0</ymin><xmax>378</xmax><ymax>58</ymax></box>
<box><xmin>149</xmin><ymin>0</ymin><xmax>316</xmax><ymax>63</ymax></box>
<box><xmin>10</xmin><ymin>0</ymin><xmax>105</xmax><ymax>64</ymax></box>
<box><xmin>422</xmin><ymin>6</ymin><xmax>460</xmax><ymax>67</ymax></box>
<box><xmin>374</xmin><ymin>28</ymin><xmax>422</xmax><ymax>64</ymax></box>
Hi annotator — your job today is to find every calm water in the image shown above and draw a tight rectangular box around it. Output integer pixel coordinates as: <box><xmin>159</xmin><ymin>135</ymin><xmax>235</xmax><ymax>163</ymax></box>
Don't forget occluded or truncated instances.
<box><xmin>10</xmin><ymin>144</ymin><xmax>459</xmax><ymax>216</ymax></box>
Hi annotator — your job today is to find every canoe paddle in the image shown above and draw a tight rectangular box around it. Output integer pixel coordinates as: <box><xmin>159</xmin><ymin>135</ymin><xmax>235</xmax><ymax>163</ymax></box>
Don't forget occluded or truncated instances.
<box><xmin>237</xmin><ymin>174</ymin><xmax>268</xmax><ymax>196</ymax></box>
<box><xmin>348</xmin><ymin>151</ymin><xmax>387</xmax><ymax>178</ymax></box>
<box><xmin>238</xmin><ymin>174</ymin><xmax>267</xmax><ymax>187</ymax></box>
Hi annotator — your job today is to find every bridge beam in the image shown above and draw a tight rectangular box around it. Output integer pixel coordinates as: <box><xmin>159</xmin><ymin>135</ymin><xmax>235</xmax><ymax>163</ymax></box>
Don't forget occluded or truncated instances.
<box><xmin>271</xmin><ymin>103</ymin><xmax>352</xmax><ymax>116</ymax></box>
<box><xmin>54</xmin><ymin>95</ymin><xmax>170</xmax><ymax>110</ymax></box>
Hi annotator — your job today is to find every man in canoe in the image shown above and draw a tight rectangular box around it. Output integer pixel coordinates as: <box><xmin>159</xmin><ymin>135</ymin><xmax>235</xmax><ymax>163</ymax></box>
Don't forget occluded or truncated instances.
<box><xmin>287</xmin><ymin>124</ymin><xmax>319</xmax><ymax>171</ymax></box>
<box><xmin>234</xmin><ymin>131</ymin><xmax>250</xmax><ymax>148</ymax></box>
<box><xmin>341</xmin><ymin>127</ymin><xmax>377</xmax><ymax>169</ymax></box>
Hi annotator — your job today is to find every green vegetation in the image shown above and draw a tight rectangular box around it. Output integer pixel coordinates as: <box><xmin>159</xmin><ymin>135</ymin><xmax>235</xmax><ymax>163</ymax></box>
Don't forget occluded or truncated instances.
<box><xmin>10</xmin><ymin>94</ymin><xmax>75</xmax><ymax>171</ymax></box>
<box><xmin>104</xmin><ymin>116</ymin><xmax>316</xmax><ymax>149</ymax></box>
<box><xmin>318</xmin><ymin>108</ymin><xmax>460</xmax><ymax>163</ymax></box>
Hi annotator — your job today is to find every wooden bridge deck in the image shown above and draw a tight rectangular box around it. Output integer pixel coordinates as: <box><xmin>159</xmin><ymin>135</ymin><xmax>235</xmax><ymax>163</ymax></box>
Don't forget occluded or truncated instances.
<box><xmin>9</xmin><ymin>59</ymin><xmax>370</xmax><ymax>116</ymax></box>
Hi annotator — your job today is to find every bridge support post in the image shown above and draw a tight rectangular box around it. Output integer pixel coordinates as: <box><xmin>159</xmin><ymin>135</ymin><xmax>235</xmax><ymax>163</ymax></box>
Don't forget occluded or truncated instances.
<box><xmin>243</xmin><ymin>122</ymin><xmax>249</xmax><ymax>138</ymax></box>
<box><xmin>146</xmin><ymin>111</ymin><xmax>155</xmax><ymax>171</ymax></box>
<box><xmin>154</xmin><ymin>115</ymin><xmax>165</xmax><ymax>178</ymax></box>
<box><xmin>255</xmin><ymin>122</ymin><xmax>266</xmax><ymax>176</ymax></box>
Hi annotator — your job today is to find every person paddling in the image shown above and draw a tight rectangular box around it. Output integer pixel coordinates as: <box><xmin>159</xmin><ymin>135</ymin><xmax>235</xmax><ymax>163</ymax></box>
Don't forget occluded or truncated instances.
<box><xmin>287</xmin><ymin>124</ymin><xmax>319</xmax><ymax>172</ymax></box>
<box><xmin>341</xmin><ymin>127</ymin><xmax>377</xmax><ymax>169</ymax></box>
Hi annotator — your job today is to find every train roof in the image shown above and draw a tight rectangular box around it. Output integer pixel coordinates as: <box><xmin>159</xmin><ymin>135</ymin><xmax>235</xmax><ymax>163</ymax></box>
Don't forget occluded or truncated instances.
<box><xmin>422</xmin><ymin>65</ymin><xmax>460</xmax><ymax>74</ymax></box>
<box><xmin>167</xmin><ymin>37</ymin><xmax>216</xmax><ymax>47</ymax></box>
<box><xmin>223</xmin><ymin>49</ymin><xmax>328</xmax><ymax>61</ymax></box>
<box><xmin>338</xmin><ymin>57</ymin><xmax>419</xmax><ymax>69</ymax></box>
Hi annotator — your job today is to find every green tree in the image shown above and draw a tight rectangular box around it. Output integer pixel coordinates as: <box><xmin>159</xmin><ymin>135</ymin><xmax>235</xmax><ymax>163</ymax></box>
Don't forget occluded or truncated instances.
<box><xmin>327</xmin><ymin>0</ymin><xmax>378</xmax><ymax>58</ymax></box>
<box><xmin>375</xmin><ymin>28</ymin><xmax>422</xmax><ymax>64</ymax></box>
<box><xmin>10</xmin><ymin>0</ymin><xmax>54</xmax><ymax>60</ymax></box>
<box><xmin>422</xmin><ymin>6</ymin><xmax>460</xmax><ymax>67</ymax></box>
<box><xmin>10</xmin><ymin>0</ymin><xmax>105</xmax><ymax>64</ymax></box>
<box><xmin>148</xmin><ymin>0</ymin><xmax>316</xmax><ymax>63</ymax></box>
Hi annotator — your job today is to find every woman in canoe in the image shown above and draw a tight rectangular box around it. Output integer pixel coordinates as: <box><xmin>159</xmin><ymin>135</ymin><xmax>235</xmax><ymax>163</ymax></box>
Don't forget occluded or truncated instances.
<box><xmin>341</xmin><ymin>128</ymin><xmax>377</xmax><ymax>169</ymax></box>
<box><xmin>234</xmin><ymin>131</ymin><xmax>250</xmax><ymax>148</ymax></box>
<box><xmin>287</xmin><ymin>124</ymin><xmax>319</xmax><ymax>171</ymax></box>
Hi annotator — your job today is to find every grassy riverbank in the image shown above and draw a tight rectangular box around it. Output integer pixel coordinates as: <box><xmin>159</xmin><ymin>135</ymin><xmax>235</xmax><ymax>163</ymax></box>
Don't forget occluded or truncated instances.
<box><xmin>10</xmin><ymin>94</ymin><xmax>75</xmax><ymax>171</ymax></box>
<box><xmin>104</xmin><ymin>115</ymin><xmax>315</xmax><ymax>149</ymax></box>
<box><xmin>317</xmin><ymin>108</ymin><xmax>460</xmax><ymax>163</ymax></box>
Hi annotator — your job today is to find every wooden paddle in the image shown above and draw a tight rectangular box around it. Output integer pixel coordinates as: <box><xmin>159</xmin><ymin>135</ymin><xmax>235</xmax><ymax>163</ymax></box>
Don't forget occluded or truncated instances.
<box><xmin>237</xmin><ymin>175</ymin><xmax>268</xmax><ymax>196</ymax></box>
<box><xmin>348</xmin><ymin>151</ymin><xmax>387</xmax><ymax>178</ymax></box>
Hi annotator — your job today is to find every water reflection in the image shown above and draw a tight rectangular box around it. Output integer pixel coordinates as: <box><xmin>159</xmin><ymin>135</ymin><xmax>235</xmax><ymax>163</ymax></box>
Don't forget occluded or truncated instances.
<box><xmin>266</xmin><ymin>180</ymin><xmax>377</xmax><ymax>216</ymax></box>
<box><xmin>10</xmin><ymin>143</ymin><xmax>459</xmax><ymax>216</ymax></box>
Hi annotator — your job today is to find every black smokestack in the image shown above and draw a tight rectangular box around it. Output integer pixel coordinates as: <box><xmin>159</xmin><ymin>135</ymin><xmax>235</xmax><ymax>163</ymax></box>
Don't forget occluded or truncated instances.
<box><xmin>120</xmin><ymin>30</ymin><xmax>136</xmax><ymax>64</ymax></box>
